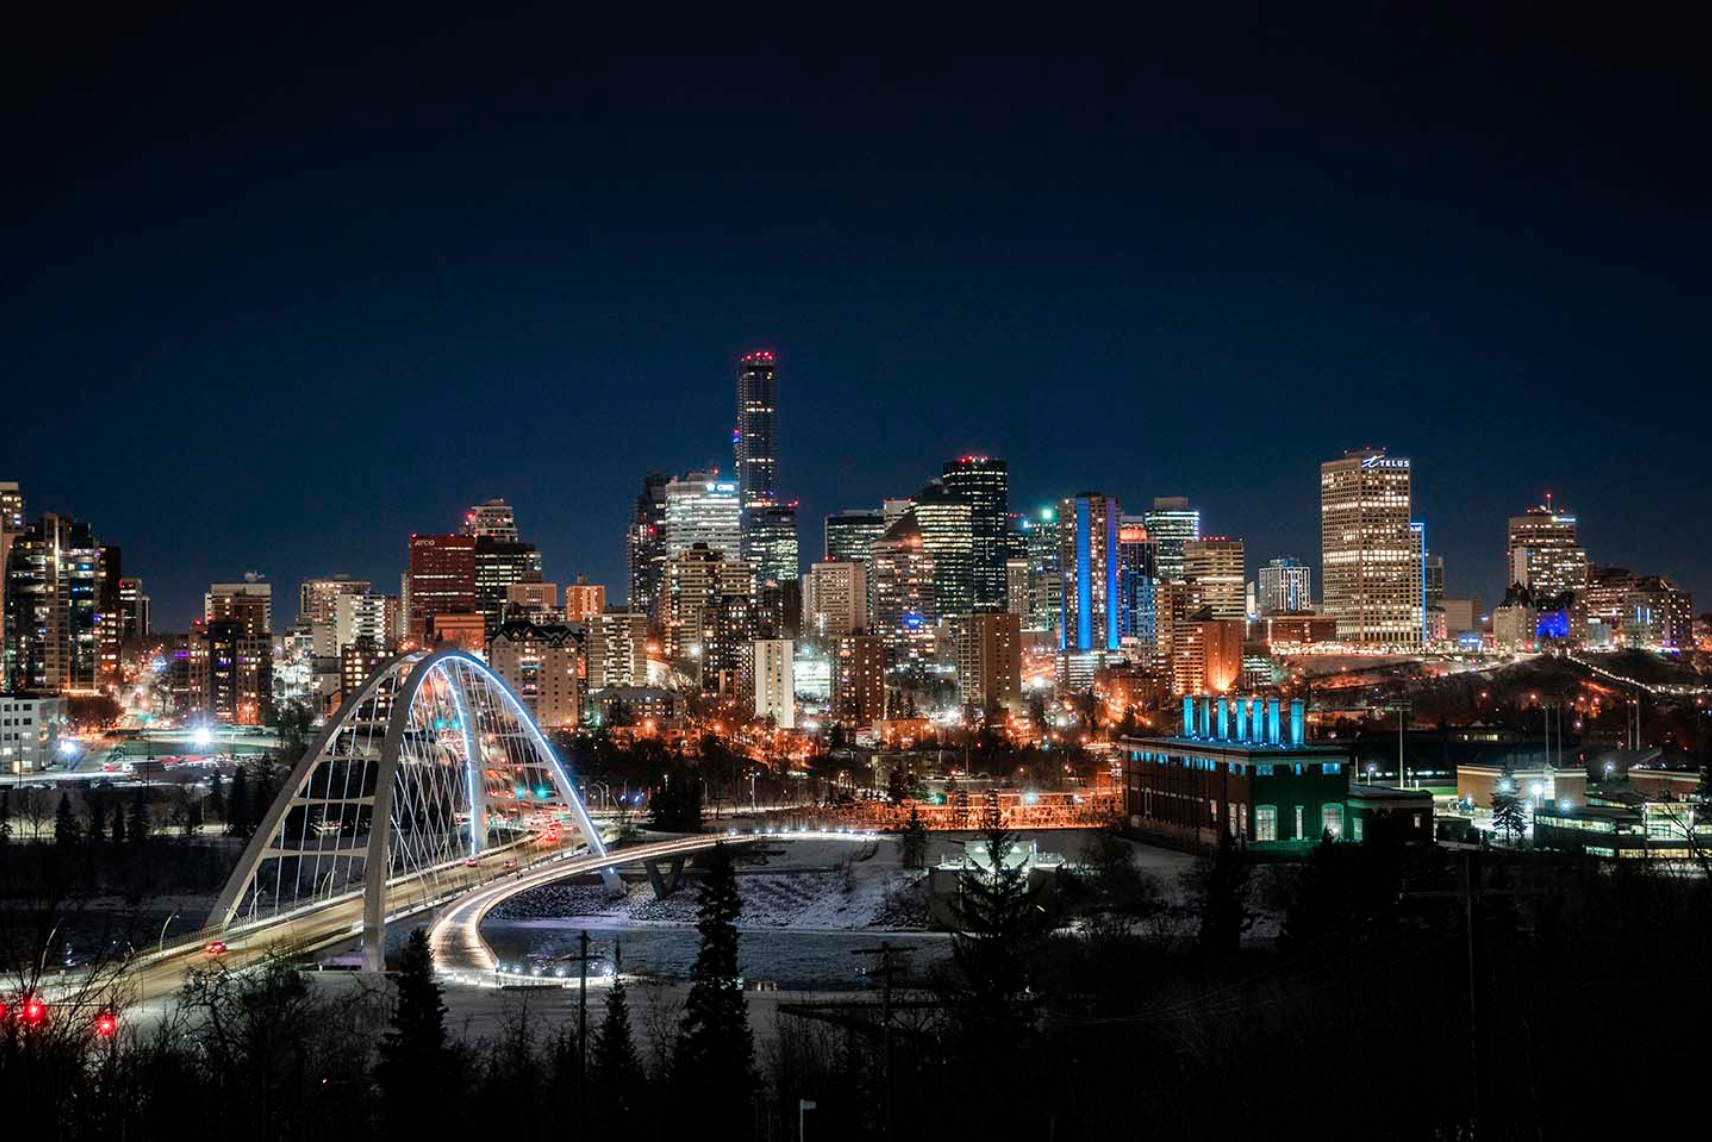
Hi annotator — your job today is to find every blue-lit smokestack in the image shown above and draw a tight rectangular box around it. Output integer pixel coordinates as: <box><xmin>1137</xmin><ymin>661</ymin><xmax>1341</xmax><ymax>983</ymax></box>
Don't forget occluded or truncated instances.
<box><xmin>1290</xmin><ymin>699</ymin><xmax>1304</xmax><ymax>747</ymax></box>
<box><xmin>1183</xmin><ymin>695</ymin><xmax>1195</xmax><ymax>736</ymax></box>
<box><xmin>1267</xmin><ymin>698</ymin><xmax>1281</xmax><ymax>745</ymax></box>
<box><xmin>1199</xmin><ymin>699</ymin><xmax>1211</xmax><ymax>738</ymax></box>
<box><xmin>1235</xmin><ymin>697</ymin><xmax>1249</xmax><ymax>742</ymax></box>
<box><xmin>1216</xmin><ymin>698</ymin><xmax>1229</xmax><ymax>740</ymax></box>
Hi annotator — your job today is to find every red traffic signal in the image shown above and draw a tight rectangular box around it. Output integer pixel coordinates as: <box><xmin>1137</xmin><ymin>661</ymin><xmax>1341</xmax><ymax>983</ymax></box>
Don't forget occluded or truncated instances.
<box><xmin>94</xmin><ymin>1011</ymin><xmax>118</xmax><ymax>1038</ymax></box>
<box><xmin>21</xmin><ymin>998</ymin><xmax>47</xmax><ymax>1026</ymax></box>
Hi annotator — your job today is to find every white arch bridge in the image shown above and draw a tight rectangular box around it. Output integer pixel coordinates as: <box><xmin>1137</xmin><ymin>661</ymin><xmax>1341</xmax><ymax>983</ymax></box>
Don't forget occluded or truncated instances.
<box><xmin>120</xmin><ymin>649</ymin><xmax>873</xmax><ymax>996</ymax></box>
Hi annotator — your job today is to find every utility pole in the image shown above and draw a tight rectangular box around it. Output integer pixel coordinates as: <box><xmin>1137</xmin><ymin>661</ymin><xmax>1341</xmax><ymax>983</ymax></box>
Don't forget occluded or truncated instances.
<box><xmin>1386</xmin><ymin>699</ymin><xmax>1412</xmax><ymax>786</ymax></box>
<box><xmin>560</xmin><ymin>929</ymin><xmax>598</xmax><ymax>1104</ymax></box>
<box><xmin>854</xmin><ymin>941</ymin><xmax>914</xmax><ymax>1141</ymax></box>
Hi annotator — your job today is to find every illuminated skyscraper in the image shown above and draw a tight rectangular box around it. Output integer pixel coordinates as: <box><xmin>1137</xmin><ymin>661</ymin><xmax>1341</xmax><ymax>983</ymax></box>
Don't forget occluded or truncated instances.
<box><xmin>664</xmin><ymin>470</ymin><xmax>741</xmax><ymax>558</ymax></box>
<box><xmin>462</xmin><ymin>498</ymin><xmax>520</xmax><ymax>543</ymax></box>
<box><xmin>1116</xmin><ymin>517</ymin><xmax>1157</xmax><ymax>648</ymax></box>
<box><xmin>474</xmin><ymin>536</ymin><xmax>542</xmax><ymax>637</ymax></box>
<box><xmin>3</xmin><ymin>513</ymin><xmax>100</xmax><ymax>694</ymax></box>
<box><xmin>627</xmin><ymin>472</ymin><xmax>670</xmax><ymax>614</ymax></box>
<box><xmin>735</xmin><ymin>350</ymin><xmax>779</xmax><ymax>512</ymax></box>
<box><xmin>824</xmin><ymin>509</ymin><xmax>885</xmax><ymax>565</ymax></box>
<box><xmin>1058</xmin><ymin>493</ymin><xmax>1121</xmax><ymax>653</ymax></box>
<box><xmin>1320</xmin><ymin>449</ymin><xmax>1423</xmax><ymax>648</ymax></box>
<box><xmin>1258</xmin><ymin>557</ymin><xmax>1312</xmax><ymax>615</ymax></box>
<box><xmin>747</xmin><ymin>503</ymin><xmax>801</xmax><ymax>584</ymax></box>
<box><xmin>804</xmin><ymin>560</ymin><xmax>868</xmax><ymax>637</ymax></box>
<box><xmin>206</xmin><ymin>575</ymin><xmax>273</xmax><ymax>636</ymax></box>
<box><xmin>298</xmin><ymin>574</ymin><xmax>370</xmax><ymax>626</ymax></box>
<box><xmin>405</xmin><ymin>533</ymin><xmax>477</xmax><ymax>643</ymax></box>
<box><xmin>1021</xmin><ymin>507</ymin><xmax>1061</xmax><ymax>633</ymax></box>
<box><xmin>952</xmin><ymin>611</ymin><xmax>1022</xmax><ymax>712</ymax></box>
<box><xmin>1506</xmin><ymin>499</ymin><xmax>1589</xmax><ymax>600</ymax></box>
<box><xmin>1142</xmin><ymin>497</ymin><xmax>1200</xmax><ymax>583</ymax></box>
<box><xmin>869</xmin><ymin>512</ymin><xmax>937</xmax><ymax>667</ymax></box>
<box><xmin>1183</xmin><ymin>537</ymin><xmax>1246</xmax><ymax>621</ymax></box>
<box><xmin>910</xmin><ymin>481</ymin><xmax>974</xmax><ymax>619</ymax></box>
<box><xmin>940</xmin><ymin>456</ymin><xmax>1010</xmax><ymax>610</ymax></box>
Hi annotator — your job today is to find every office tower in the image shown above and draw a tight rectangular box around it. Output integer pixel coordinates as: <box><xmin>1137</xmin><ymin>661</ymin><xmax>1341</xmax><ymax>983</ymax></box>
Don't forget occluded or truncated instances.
<box><xmin>627</xmin><ymin>473</ymin><xmax>671</xmax><ymax>615</ymax></box>
<box><xmin>1578</xmin><ymin>572</ymin><xmax>1694</xmax><ymax>650</ymax></box>
<box><xmin>334</xmin><ymin>592</ymin><xmax>397</xmax><ymax>653</ymax></box>
<box><xmin>734</xmin><ymin>350</ymin><xmax>780</xmax><ymax>516</ymax></box>
<box><xmin>1116</xmin><ymin>516</ymin><xmax>1158</xmax><ymax>645</ymax></box>
<box><xmin>1019</xmin><ymin>507</ymin><xmax>1060</xmax><ymax>633</ymax></box>
<box><xmin>1170</xmin><ymin>617</ymin><xmax>1244</xmax><ymax>696</ymax></box>
<box><xmin>664</xmin><ymin>470</ymin><xmax>741</xmax><ymax>558</ymax></box>
<box><xmin>756</xmin><ymin>579</ymin><xmax>802</xmax><ymax>640</ymax></box>
<box><xmin>824</xmin><ymin>509</ymin><xmax>885</xmax><ymax>565</ymax></box>
<box><xmin>941</xmin><ymin>456</ymin><xmax>1010</xmax><ymax>610</ymax></box>
<box><xmin>206</xmin><ymin>576</ymin><xmax>273</xmax><ymax>636</ymax></box>
<box><xmin>1143</xmin><ymin>497</ymin><xmax>1201</xmax><ymax>583</ymax></box>
<box><xmin>952</xmin><ymin>611</ymin><xmax>1022</xmax><ymax>712</ymax></box>
<box><xmin>747</xmin><ymin>504</ymin><xmax>801</xmax><ymax>584</ymax></box>
<box><xmin>1152</xmin><ymin>579</ymin><xmax>1193</xmax><ymax>671</ymax></box>
<box><xmin>563</xmin><ymin>576</ymin><xmax>605</xmax><ymax>623</ymax></box>
<box><xmin>94</xmin><ymin>546</ymin><xmax>123</xmax><ymax>691</ymax></box>
<box><xmin>4</xmin><ymin>514</ymin><xmax>100</xmax><ymax>694</ymax></box>
<box><xmin>1183</xmin><ymin>538</ymin><xmax>1246</xmax><ymax>621</ymax></box>
<box><xmin>0</xmin><ymin>483</ymin><xmax>21</xmax><ymax>653</ymax></box>
<box><xmin>1058</xmin><ymin>493</ymin><xmax>1121</xmax><ymax>653</ymax></box>
<box><xmin>489</xmin><ymin>621</ymin><xmax>581</xmax><ymax>728</ymax></box>
<box><xmin>299</xmin><ymin>575</ymin><xmax>371</xmax><ymax>626</ymax></box>
<box><xmin>910</xmin><ymin>481</ymin><xmax>974</xmax><ymax>619</ymax></box>
<box><xmin>1320</xmin><ymin>449</ymin><xmax>1423</xmax><ymax>648</ymax></box>
<box><xmin>882</xmin><ymin>498</ymin><xmax>913</xmax><ymax>528</ymax></box>
<box><xmin>1506</xmin><ymin>499</ymin><xmax>1589</xmax><ymax>600</ymax></box>
<box><xmin>473</xmin><ymin>535</ymin><xmax>541</xmax><ymax>636</ymax></box>
<box><xmin>586</xmin><ymin>611</ymin><xmax>649</xmax><ymax>689</ymax></box>
<box><xmin>835</xmin><ymin>632</ymin><xmax>886</xmax><ymax>724</ymax></box>
<box><xmin>754</xmin><ymin>638</ymin><xmax>796</xmax><ymax>728</ymax></box>
<box><xmin>662</xmin><ymin>544</ymin><xmax>752</xmax><ymax>660</ymax></box>
<box><xmin>406</xmin><ymin>534</ymin><xmax>477</xmax><ymax>643</ymax></box>
<box><xmin>462</xmin><ymin>498</ymin><xmax>520</xmax><ymax>543</ymax></box>
<box><xmin>804</xmin><ymin>560</ymin><xmax>868</xmax><ymax>637</ymax></box>
<box><xmin>1411</xmin><ymin>521</ymin><xmax>1429</xmax><ymax>646</ymax></box>
<box><xmin>118</xmin><ymin>577</ymin><xmax>150</xmax><ymax>641</ymax></box>
<box><xmin>1258</xmin><ymin>557</ymin><xmax>1313</xmax><ymax>615</ymax></box>
<box><xmin>190</xmin><ymin>617</ymin><xmax>273</xmax><ymax>724</ymax></box>
<box><xmin>1423</xmin><ymin>554</ymin><xmax>1445</xmax><ymax>608</ymax></box>
<box><xmin>869</xmin><ymin>513</ymin><xmax>937</xmax><ymax>668</ymax></box>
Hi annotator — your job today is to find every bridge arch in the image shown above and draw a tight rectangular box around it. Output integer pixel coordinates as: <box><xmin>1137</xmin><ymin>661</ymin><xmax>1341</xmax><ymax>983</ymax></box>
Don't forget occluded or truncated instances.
<box><xmin>208</xmin><ymin>649</ymin><xmax>613</xmax><ymax>970</ymax></box>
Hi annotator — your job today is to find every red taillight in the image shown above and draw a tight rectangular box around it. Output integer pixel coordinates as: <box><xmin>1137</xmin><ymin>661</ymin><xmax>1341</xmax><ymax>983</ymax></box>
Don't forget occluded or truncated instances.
<box><xmin>22</xmin><ymin>999</ymin><xmax>47</xmax><ymax>1025</ymax></box>
<box><xmin>94</xmin><ymin>1012</ymin><xmax>118</xmax><ymax>1037</ymax></box>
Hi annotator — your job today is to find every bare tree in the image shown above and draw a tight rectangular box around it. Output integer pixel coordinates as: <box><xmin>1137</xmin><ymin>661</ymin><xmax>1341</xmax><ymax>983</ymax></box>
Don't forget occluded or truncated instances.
<box><xmin>11</xmin><ymin>785</ymin><xmax>55</xmax><ymax>839</ymax></box>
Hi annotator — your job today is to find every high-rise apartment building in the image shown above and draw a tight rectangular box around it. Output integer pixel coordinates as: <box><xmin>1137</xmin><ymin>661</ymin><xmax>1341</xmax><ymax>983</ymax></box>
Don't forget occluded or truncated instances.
<box><xmin>754</xmin><ymin>638</ymin><xmax>795</xmax><ymax>728</ymax></box>
<box><xmin>334</xmin><ymin>592</ymin><xmax>397</xmax><ymax>654</ymax></box>
<box><xmin>1018</xmin><ymin>508</ymin><xmax>1061</xmax><ymax>633</ymax></box>
<box><xmin>1506</xmin><ymin>501</ymin><xmax>1589</xmax><ymax>600</ymax></box>
<box><xmin>952</xmin><ymin>611</ymin><xmax>1022</xmax><ymax>712</ymax></box>
<box><xmin>299</xmin><ymin>575</ymin><xmax>371</xmax><ymax>626</ymax></box>
<box><xmin>1258</xmin><ymin>557</ymin><xmax>1312</xmax><ymax>615</ymax></box>
<box><xmin>462</xmin><ymin>498</ymin><xmax>520</xmax><ymax>543</ymax></box>
<box><xmin>1142</xmin><ymin>497</ymin><xmax>1201</xmax><ymax>583</ymax></box>
<box><xmin>1320</xmin><ymin>450</ymin><xmax>1423</xmax><ymax>648</ymax></box>
<box><xmin>94</xmin><ymin>547</ymin><xmax>123</xmax><ymax>691</ymax></box>
<box><xmin>1170</xmin><ymin>617</ymin><xmax>1245</xmax><ymax>696</ymax></box>
<box><xmin>1423</xmin><ymin>554</ymin><xmax>1445</xmax><ymax>608</ymax></box>
<box><xmin>206</xmin><ymin>576</ymin><xmax>273</xmax><ymax>637</ymax></box>
<box><xmin>664</xmin><ymin>471</ymin><xmax>741</xmax><ymax>558</ymax></box>
<box><xmin>405</xmin><ymin>534</ymin><xmax>477</xmax><ymax>643</ymax></box>
<box><xmin>4</xmin><ymin>514</ymin><xmax>101</xmax><ymax>694</ymax></box>
<box><xmin>1116</xmin><ymin>517</ymin><xmax>1157</xmax><ymax>648</ymax></box>
<box><xmin>118</xmin><ymin>577</ymin><xmax>151</xmax><ymax>642</ymax></box>
<box><xmin>803</xmin><ymin>560</ymin><xmax>868</xmax><ymax>638</ymax></box>
<box><xmin>0</xmin><ymin>483</ymin><xmax>22</xmax><ymax>652</ymax></box>
<box><xmin>940</xmin><ymin>456</ymin><xmax>1009</xmax><ymax>611</ymax></box>
<box><xmin>189</xmin><ymin>617</ymin><xmax>273</xmax><ymax>724</ymax></box>
<box><xmin>1183</xmin><ymin>538</ymin><xmax>1247</xmax><ymax>621</ymax></box>
<box><xmin>586</xmin><ymin>611</ymin><xmax>649</xmax><ymax>689</ymax></box>
<box><xmin>627</xmin><ymin>473</ymin><xmax>671</xmax><ymax>615</ymax></box>
<box><xmin>502</xmin><ymin>581</ymin><xmax>560</xmax><ymax>626</ymax></box>
<box><xmin>563</xmin><ymin>576</ymin><xmax>606</xmax><ymax>623</ymax></box>
<box><xmin>834</xmin><ymin>632</ymin><xmax>886</xmax><ymax>724</ymax></box>
<box><xmin>1058</xmin><ymin>493</ymin><xmax>1121</xmax><ymax>653</ymax></box>
<box><xmin>661</xmin><ymin>544</ymin><xmax>752</xmax><ymax>660</ymax></box>
<box><xmin>869</xmin><ymin>513</ymin><xmax>937</xmax><ymax>668</ymax></box>
<box><xmin>910</xmin><ymin>481</ymin><xmax>974</xmax><ymax>620</ymax></box>
<box><xmin>824</xmin><ymin>510</ymin><xmax>885</xmax><ymax>565</ymax></box>
<box><xmin>489</xmin><ymin>621</ymin><xmax>581</xmax><ymax>728</ymax></box>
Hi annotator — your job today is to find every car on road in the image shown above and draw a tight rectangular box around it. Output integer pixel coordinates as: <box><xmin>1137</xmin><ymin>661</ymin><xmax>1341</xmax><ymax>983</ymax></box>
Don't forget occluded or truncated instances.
<box><xmin>203</xmin><ymin>940</ymin><xmax>227</xmax><ymax>957</ymax></box>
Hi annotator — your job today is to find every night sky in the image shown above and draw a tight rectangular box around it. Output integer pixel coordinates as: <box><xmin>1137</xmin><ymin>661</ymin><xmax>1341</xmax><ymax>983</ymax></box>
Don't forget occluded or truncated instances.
<box><xmin>6</xmin><ymin>4</ymin><xmax>1707</xmax><ymax>628</ymax></box>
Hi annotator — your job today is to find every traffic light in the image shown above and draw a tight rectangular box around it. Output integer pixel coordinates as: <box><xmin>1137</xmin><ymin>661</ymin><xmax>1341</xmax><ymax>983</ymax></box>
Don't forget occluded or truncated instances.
<box><xmin>21</xmin><ymin>997</ymin><xmax>47</xmax><ymax>1027</ymax></box>
<box><xmin>94</xmin><ymin>1011</ymin><xmax>118</xmax><ymax>1038</ymax></box>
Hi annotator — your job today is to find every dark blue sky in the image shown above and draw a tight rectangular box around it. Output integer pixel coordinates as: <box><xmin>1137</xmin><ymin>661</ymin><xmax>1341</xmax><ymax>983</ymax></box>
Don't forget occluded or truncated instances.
<box><xmin>5</xmin><ymin>4</ymin><xmax>1707</xmax><ymax>628</ymax></box>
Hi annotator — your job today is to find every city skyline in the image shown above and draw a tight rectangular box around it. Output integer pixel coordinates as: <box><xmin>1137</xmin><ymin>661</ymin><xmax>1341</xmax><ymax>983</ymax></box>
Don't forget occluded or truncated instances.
<box><xmin>6</xmin><ymin>8</ymin><xmax>1706</xmax><ymax>625</ymax></box>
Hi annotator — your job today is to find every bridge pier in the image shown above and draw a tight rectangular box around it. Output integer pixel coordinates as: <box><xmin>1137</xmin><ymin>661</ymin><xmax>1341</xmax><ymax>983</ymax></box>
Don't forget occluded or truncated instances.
<box><xmin>642</xmin><ymin>854</ymin><xmax>687</xmax><ymax>899</ymax></box>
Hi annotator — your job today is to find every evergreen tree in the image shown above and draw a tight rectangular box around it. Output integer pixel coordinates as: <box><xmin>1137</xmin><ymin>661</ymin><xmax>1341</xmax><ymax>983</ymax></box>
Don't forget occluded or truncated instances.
<box><xmin>0</xmin><ymin>787</ymin><xmax>10</xmax><ymax>846</ymax></box>
<box><xmin>226</xmin><ymin>767</ymin><xmax>250</xmax><ymax>837</ymax></box>
<box><xmin>205</xmin><ymin>772</ymin><xmax>226</xmax><ymax>824</ymax></box>
<box><xmin>674</xmin><ymin>843</ymin><xmax>753</xmax><ymax>1133</ymax></box>
<box><xmin>946</xmin><ymin>824</ymin><xmax>1044</xmax><ymax>1055</ymax></box>
<box><xmin>900</xmin><ymin>802</ymin><xmax>929</xmax><ymax>870</ymax></box>
<box><xmin>111</xmin><ymin>804</ymin><xmax>126</xmax><ymax>843</ymax></box>
<box><xmin>87</xmin><ymin>796</ymin><xmax>105</xmax><ymax>846</ymax></box>
<box><xmin>54</xmin><ymin>791</ymin><xmax>81</xmax><ymax>846</ymax></box>
<box><xmin>1490</xmin><ymin>765</ymin><xmax>1527</xmax><ymax>844</ymax></box>
<box><xmin>376</xmin><ymin>928</ymin><xmax>455</xmax><ymax>1139</ymax></box>
<box><xmin>886</xmin><ymin>766</ymin><xmax>907</xmax><ymax>805</ymax></box>
<box><xmin>1188</xmin><ymin>827</ymin><xmax>1253</xmax><ymax>957</ymax></box>
<box><xmin>590</xmin><ymin>939</ymin><xmax>643</xmax><ymax>1130</ymax></box>
<box><xmin>127</xmin><ymin>790</ymin><xmax>151</xmax><ymax>843</ymax></box>
<box><xmin>250</xmin><ymin>767</ymin><xmax>276</xmax><ymax>835</ymax></box>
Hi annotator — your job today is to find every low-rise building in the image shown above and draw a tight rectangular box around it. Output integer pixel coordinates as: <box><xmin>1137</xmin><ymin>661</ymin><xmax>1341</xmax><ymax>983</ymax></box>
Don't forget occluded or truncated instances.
<box><xmin>1</xmin><ymin>694</ymin><xmax>60</xmax><ymax>774</ymax></box>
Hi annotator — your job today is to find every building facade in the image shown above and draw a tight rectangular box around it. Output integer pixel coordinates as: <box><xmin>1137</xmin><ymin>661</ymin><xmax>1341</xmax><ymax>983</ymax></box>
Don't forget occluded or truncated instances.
<box><xmin>869</xmin><ymin>514</ymin><xmax>937</xmax><ymax>668</ymax></box>
<box><xmin>803</xmin><ymin>559</ymin><xmax>868</xmax><ymax>638</ymax></box>
<box><xmin>406</xmin><ymin>534</ymin><xmax>477</xmax><ymax>643</ymax></box>
<box><xmin>1142</xmin><ymin>497</ymin><xmax>1200</xmax><ymax>584</ymax></box>
<box><xmin>586</xmin><ymin>610</ymin><xmax>649</xmax><ymax>689</ymax></box>
<box><xmin>0</xmin><ymin>693</ymin><xmax>60</xmax><ymax>775</ymax></box>
<box><xmin>1506</xmin><ymin>501</ymin><xmax>1588</xmax><ymax>599</ymax></box>
<box><xmin>664</xmin><ymin>471</ymin><xmax>742</xmax><ymax>558</ymax></box>
<box><xmin>1183</xmin><ymin>537</ymin><xmax>1246</xmax><ymax>621</ymax></box>
<box><xmin>489</xmin><ymin>621</ymin><xmax>581</xmax><ymax>729</ymax></box>
<box><xmin>754</xmin><ymin>638</ymin><xmax>795</xmax><ymax>728</ymax></box>
<box><xmin>1258</xmin><ymin>557</ymin><xmax>1312</xmax><ymax>615</ymax></box>
<box><xmin>3</xmin><ymin>514</ymin><xmax>101</xmax><ymax>694</ymax></box>
<box><xmin>1320</xmin><ymin>450</ymin><xmax>1423</xmax><ymax>648</ymax></box>
<box><xmin>835</xmin><ymin>632</ymin><xmax>886</xmax><ymax>724</ymax></box>
<box><xmin>952</xmin><ymin>611</ymin><xmax>1022</xmax><ymax>712</ymax></box>
<box><xmin>1058</xmin><ymin>493</ymin><xmax>1121</xmax><ymax>653</ymax></box>
<box><xmin>940</xmin><ymin>456</ymin><xmax>1010</xmax><ymax>611</ymax></box>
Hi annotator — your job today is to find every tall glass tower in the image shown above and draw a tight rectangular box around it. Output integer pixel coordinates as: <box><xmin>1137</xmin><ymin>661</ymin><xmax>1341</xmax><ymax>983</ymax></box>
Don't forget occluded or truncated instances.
<box><xmin>940</xmin><ymin>456</ymin><xmax>1009</xmax><ymax>611</ymax></box>
<box><xmin>735</xmin><ymin>350</ymin><xmax>779</xmax><ymax>514</ymax></box>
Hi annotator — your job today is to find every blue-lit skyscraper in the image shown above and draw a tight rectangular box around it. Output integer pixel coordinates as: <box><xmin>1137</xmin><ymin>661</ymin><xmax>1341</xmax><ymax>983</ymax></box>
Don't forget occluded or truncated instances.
<box><xmin>1143</xmin><ymin>496</ymin><xmax>1200</xmax><ymax>583</ymax></box>
<box><xmin>1058</xmin><ymin>493</ymin><xmax>1121</xmax><ymax>652</ymax></box>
